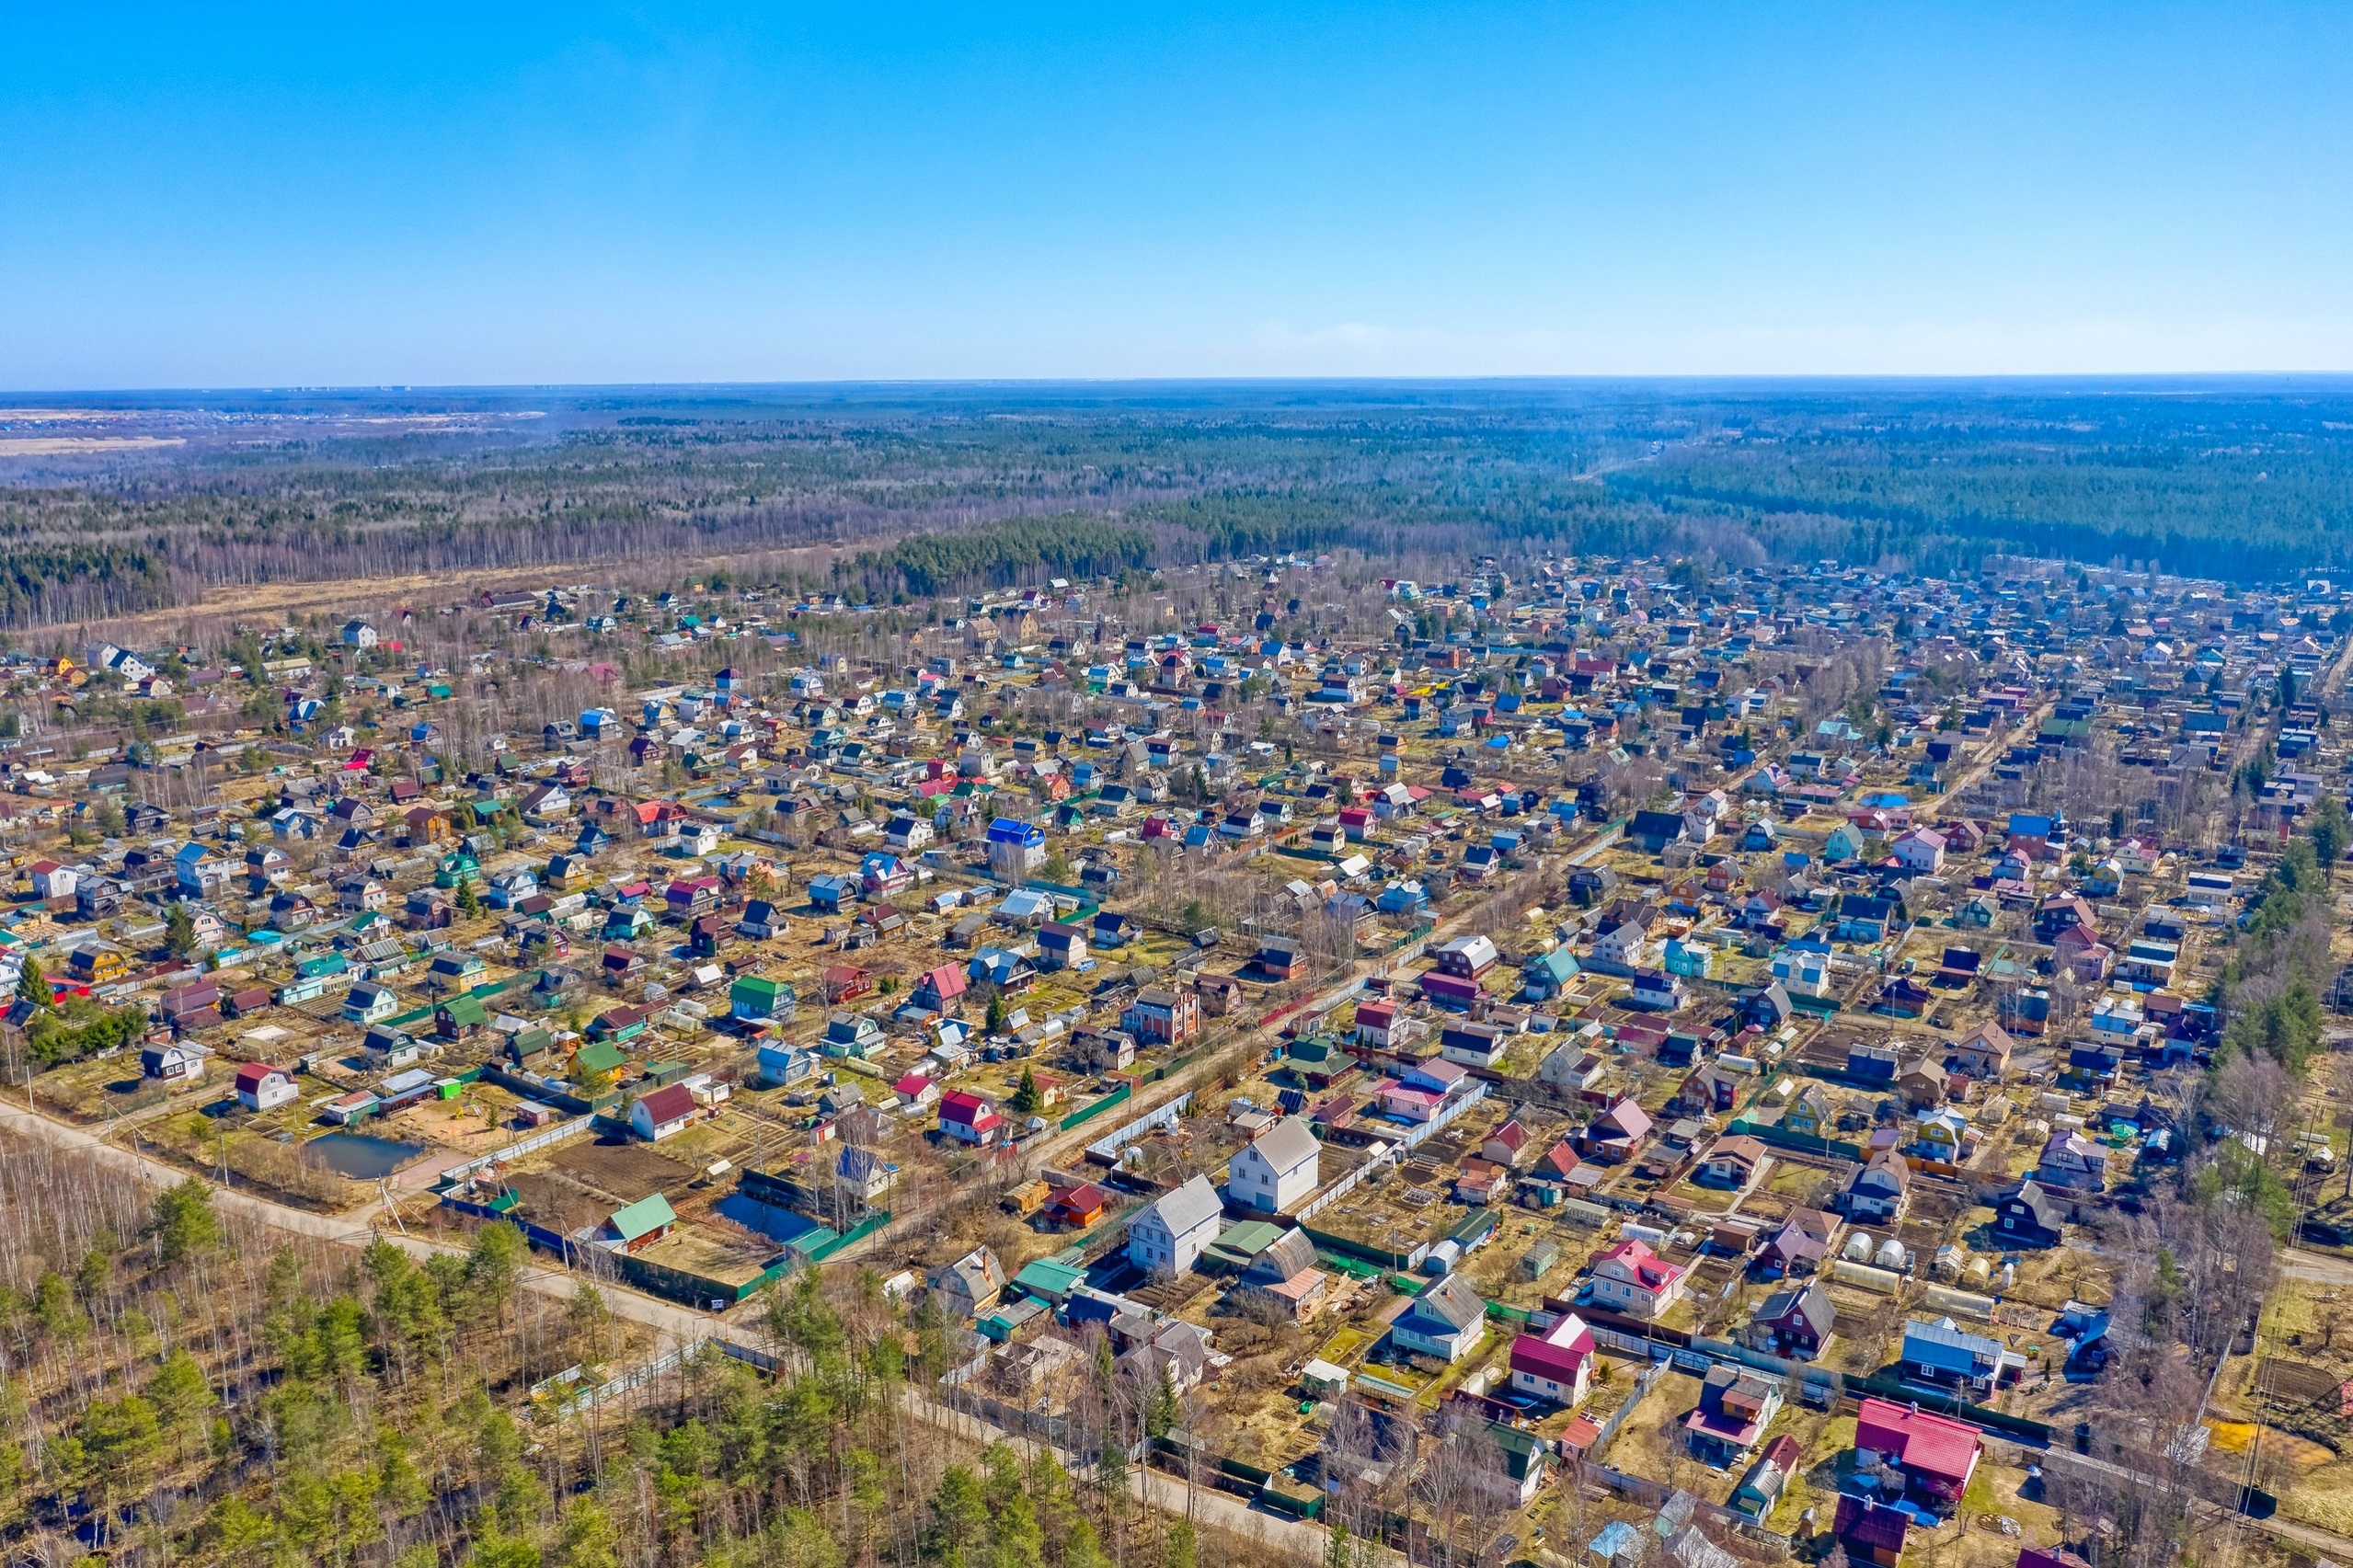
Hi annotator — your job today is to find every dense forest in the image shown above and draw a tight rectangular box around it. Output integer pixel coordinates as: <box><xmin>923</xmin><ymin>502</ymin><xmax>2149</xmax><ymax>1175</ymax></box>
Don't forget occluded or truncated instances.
<box><xmin>0</xmin><ymin>1129</ymin><xmax>1254</xmax><ymax>1568</ymax></box>
<box><xmin>5</xmin><ymin>380</ymin><xmax>2353</xmax><ymax>625</ymax></box>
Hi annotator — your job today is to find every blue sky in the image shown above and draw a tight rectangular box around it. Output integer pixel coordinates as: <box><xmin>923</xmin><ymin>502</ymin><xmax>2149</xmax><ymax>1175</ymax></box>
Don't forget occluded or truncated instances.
<box><xmin>5</xmin><ymin>4</ymin><xmax>2350</xmax><ymax>385</ymax></box>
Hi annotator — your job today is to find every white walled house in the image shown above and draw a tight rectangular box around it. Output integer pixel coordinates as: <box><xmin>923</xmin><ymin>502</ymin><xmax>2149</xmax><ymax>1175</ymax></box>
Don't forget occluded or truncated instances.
<box><xmin>1891</xmin><ymin>829</ymin><xmax>1947</xmax><ymax>874</ymax></box>
<box><xmin>235</xmin><ymin>1062</ymin><xmax>298</xmax><ymax>1112</ymax></box>
<box><xmin>1588</xmin><ymin>1238</ymin><xmax>1687</xmax><ymax>1320</ymax></box>
<box><xmin>1127</xmin><ymin>1174</ymin><xmax>1223</xmax><ymax>1276</ymax></box>
<box><xmin>1225</xmin><ymin>1116</ymin><xmax>1321</xmax><ymax>1213</ymax></box>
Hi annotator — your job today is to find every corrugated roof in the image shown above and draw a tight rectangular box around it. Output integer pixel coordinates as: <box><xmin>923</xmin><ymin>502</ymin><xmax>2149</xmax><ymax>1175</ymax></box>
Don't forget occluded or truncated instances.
<box><xmin>610</xmin><ymin>1192</ymin><xmax>676</xmax><ymax>1242</ymax></box>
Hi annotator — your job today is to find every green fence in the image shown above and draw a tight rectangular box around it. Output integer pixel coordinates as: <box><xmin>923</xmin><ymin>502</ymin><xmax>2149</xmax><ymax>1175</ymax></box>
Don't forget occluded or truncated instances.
<box><xmin>1059</xmin><ymin>1082</ymin><xmax>1132</xmax><ymax>1131</ymax></box>
<box><xmin>1727</xmin><ymin>1116</ymin><xmax>1867</xmax><ymax>1164</ymax></box>
<box><xmin>804</xmin><ymin>1210</ymin><xmax>892</xmax><ymax>1264</ymax></box>
<box><xmin>1299</xmin><ymin>1223</ymin><xmax>1424</xmax><ymax>1272</ymax></box>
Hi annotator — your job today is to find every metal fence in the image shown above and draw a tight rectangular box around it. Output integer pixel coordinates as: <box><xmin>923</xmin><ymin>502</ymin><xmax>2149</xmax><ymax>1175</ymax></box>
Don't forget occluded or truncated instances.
<box><xmin>438</xmin><ymin>1113</ymin><xmax>597</xmax><ymax>1185</ymax></box>
<box><xmin>1082</xmin><ymin>1091</ymin><xmax>1194</xmax><ymax>1163</ymax></box>
<box><xmin>1295</xmin><ymin>1080</ymin><xmax>1491</xmax><ymax>1225</ymax></box>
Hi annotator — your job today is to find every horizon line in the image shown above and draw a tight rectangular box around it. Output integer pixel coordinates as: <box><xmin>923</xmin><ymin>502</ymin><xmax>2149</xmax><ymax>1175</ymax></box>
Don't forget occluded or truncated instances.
<box><xmin>14</xmin><ymin>370</ymin><xmax>2353</xmax><ymax>401</ymax></box>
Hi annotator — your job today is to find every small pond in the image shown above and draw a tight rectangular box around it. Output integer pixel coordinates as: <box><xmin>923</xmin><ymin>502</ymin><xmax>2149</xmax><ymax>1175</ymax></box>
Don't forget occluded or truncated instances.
<box><xmin>306</xmin><ymin>1131</ymin><xmax>426</xmax><ymax>1180</ymax></box>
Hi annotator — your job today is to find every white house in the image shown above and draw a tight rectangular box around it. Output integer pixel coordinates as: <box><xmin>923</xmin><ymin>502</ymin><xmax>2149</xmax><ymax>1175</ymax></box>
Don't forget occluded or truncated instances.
<box><xmin>1891</xmin><ymin>829</ymin><xmax>1947</xmax><ymax>874</ymax></box>
<box><xmin>342</xmin><ymin>982</ymin><xmax>400</xmax><ymax>1024</ymax></box>
<box><xmin>234</xmin><ymin>1062</ymin><xmax>299</xmax><ymax>1112</ymax></box>
<box><xmin>1127</xmin><ymin>1173</ymin><xmax>1223</xmax><ymax>1276</ymax></box>
<box><xmin>1536</xmin><ymin>1042</ymin><xmax>1606</xmax><ymax>1093</ymax></box>
<box><xmin>1588</xmin><ymin>904</ymin><xmax>1657</xmax><ymax>967</ymax></box>
<box><xmin>28</xmin><ymin>861</ymin><xmax>76</xmax><ymax>900</ymax></box>
<box><xmin>1225</xmin><ymin>1116</ymin><xmax>1321</xmax><ymax>1213</ymax></box>
<box><xmin>629</xmin><ymin>1083</ymin><xmax>698</xmax><ymax>1142</ymax></box>
<box><xmin>1588</xmin><ymin>1238</ymin><xmax>1687</xmax><ymax>1320</ymax></box>
<box><xmin>1508</xmin><ymin>1310</ymin><xmax>1595</xmax><ymax>1405</ymax></box>
<box><xmin>1390</xmin><ymin>1273</ymin><xmax>1488</xmax><ymax>1363</ymax></box>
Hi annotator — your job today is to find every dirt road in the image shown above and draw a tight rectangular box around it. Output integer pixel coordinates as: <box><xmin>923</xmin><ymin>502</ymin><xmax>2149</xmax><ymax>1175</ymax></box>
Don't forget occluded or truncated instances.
<box><xmin>840</xmin><ymin>820</ymin><xmax>1625</xmax><ymax>1266</ymax></box>
<box><xmin>0</xmin><ymin>1096</ymin><xmax>1360</xmax><ymax>1556</ymax></box>
<box><xmin>82</xmin><ymin>535</ymin><xmax>893</xmax><ymax>639</ymax></box>
<box><xmin>0</xmin><ymin>1096</ymin><xmax>724</xmax><ymax>1344</ymax></box>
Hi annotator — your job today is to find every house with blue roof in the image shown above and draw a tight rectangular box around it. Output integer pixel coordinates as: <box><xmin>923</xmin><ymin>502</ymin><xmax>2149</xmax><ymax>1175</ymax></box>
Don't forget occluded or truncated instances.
<box><xmin>1900</xmin><ymin>1315</ymin><xmax>2016</xmax><ymax>1398</ymax></box>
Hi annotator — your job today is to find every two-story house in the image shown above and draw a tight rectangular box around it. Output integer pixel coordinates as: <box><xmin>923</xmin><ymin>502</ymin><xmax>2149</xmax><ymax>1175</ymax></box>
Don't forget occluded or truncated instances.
<box><xmin>1127</xmin><ymin>1174</ymin><xmax>1222</xmax><ymax>1276</ymax></box>
<box><xmin>1225</xmin><ymin>1116</ymin><xmax>1321</xmax><ymax>1213</ymax></box>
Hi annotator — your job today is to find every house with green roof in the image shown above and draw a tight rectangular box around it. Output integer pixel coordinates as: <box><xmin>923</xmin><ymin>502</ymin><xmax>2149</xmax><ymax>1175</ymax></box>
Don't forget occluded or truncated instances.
<box><xmin>730</xmin><ymin>974</ymin><xmax>787</xmax><ymax>1023</ymax></box>
<box><xmin>574</xmin><ymin>1038</ymin><xmax>630</xmax><ymax>1081</ymax></box>
<box><xmin>1202</xmin><ymin>1219</ymin><xmax>1286</xmax><ymax>1273</ymax></box>
<box><xmin>434</xmin><ymin>993</ymin><xmax>488</xmax><ymax>1040</ymax></box>
<box><xmin>1011</xmin><ymin>1258</ymin><xmax>1086</xmax><ymax>1303</ymax></box>
<box><xmin>605</xmin><ymin>1193</ymin><xmax>676</xmax><ymax>1253</ymax></box>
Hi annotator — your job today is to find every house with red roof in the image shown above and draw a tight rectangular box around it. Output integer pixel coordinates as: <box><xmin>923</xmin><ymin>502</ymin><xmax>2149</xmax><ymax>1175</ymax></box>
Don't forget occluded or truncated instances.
<box><xmin>235</xmin><ymin>1061</ymin><xmax>298</xmax><ymax>1112</ymax></box>
<box><xmin>1509</xmin><ymin>1311</ymin><xmax>1594</xmax><ymax>1406</ymax></box>
<box><xmin>912</xmin><ymin>965</ymin><xmax>969</xmax><ymax>1013</ymax></box>
<box><xmin>629</xmin><ymin>1083</ymin><xmax>698</xmax><ymax>1142</ymax></box>
<box><xmin>1589</xmin><ymin>1238</ymin><xmax>1686</xmax><ymax>1320</ymax></box>
<box><xmin>1353</xmin><ymin>999</ymin><xmax>1406</xmax><ymax>1047</ymax></box>
<box><xmin>1854</xmin><ymin>1396</ymin><xmax>1980</xmax><ymax>1512</ymax></box>
<box><xmin>1046</xmin><ymin>1183</ymin><xmax>1107</xmax><ymax>1229</ymax></box>
<box><xmin>939</xmin><ymin>1090</ymin><xmax>1001</xmax><ymax>1146</ymax></box>
<box><xmin>893</xmin><ymin>1073</ymin><xmax>941</xmax><ymax>1111</ymax></box>
<box><xmin>1535</xmin><ymin>1139</ymin><xmax>1583</xmax><ymax>1183</ymax></box>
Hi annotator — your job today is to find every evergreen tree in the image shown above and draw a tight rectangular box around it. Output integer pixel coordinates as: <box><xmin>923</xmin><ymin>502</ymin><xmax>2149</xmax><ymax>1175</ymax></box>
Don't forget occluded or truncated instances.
<box><xmin>164</xmin><ymin>901</ymin><xmax>197</xmax><ymax>958</ymax></box>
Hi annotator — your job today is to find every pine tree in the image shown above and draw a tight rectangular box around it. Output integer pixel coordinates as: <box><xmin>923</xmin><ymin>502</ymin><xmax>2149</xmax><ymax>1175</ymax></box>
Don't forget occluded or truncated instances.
<box><xmin>164</xmin><ymin>901</ymin><xmax>196</xmax><ymax>958</ymax></box>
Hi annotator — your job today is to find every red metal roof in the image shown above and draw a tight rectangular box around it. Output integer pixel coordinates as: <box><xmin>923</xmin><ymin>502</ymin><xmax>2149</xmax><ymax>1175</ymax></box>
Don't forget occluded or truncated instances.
<box><xmin>1855</xmin><ymin>1397</ymin><xmax>1980</xmax><ymax>1483</ymax></box>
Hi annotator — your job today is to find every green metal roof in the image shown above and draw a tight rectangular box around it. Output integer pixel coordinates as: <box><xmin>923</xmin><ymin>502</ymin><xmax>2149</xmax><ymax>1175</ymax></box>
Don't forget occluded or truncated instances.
<box><xmin>440</xmin><ymin>993</ymin><xmax>488</xmax><ymax>1027</ymax></box>
<box><xmin>609</xmin><ymin>1192</ymin><xmax>676</xmax><ymax>1242</ymax></box>
<box><xmin>574</xmin><ymin>1039</ymin><xmax>629</xmax><ymax>1077</ymax></box>
<box><xmin>1214</xmin><ymin>1220</ymin><xmax>1285</xmax><ymax>1258</ymax></box>
<box><xmin>1012</xmin><ymin>1259</ymin><xmax>1085</xmax><ymax>1300</ymax></box>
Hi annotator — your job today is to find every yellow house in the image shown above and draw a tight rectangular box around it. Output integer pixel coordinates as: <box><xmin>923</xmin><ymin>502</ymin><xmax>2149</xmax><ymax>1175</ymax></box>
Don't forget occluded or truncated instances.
<box><xmin>68</xmin><ymin>946</ymin><xmax>128</xmax><ymax>984</ymax></box>
<box><xmin>1781</xmin><ymin>1083</ymin><xmax>1831</xmax><ymax>1139</ymax></box>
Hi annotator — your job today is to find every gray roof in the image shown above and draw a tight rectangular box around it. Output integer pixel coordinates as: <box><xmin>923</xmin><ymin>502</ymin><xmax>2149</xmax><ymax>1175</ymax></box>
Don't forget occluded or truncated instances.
<box><xmin>1244</xmin><ymin>1229</ymin><xmax>1319</xmax><ymax>1284</ymax></box>
<box><xmin>1406</xmin><ymin>1272</ymin><xmax>1487</xmax><ymax>1332</ymax></box>
<box><xmin>1243</xmin><ymin>1116</ymin><xmax>1321</xmax><ymax>1176</ymax></box>
<box><xmin>1137</xmin><ymin>1173</ymin><xmax>1222</xmax><ymax>1238</ymax></box>
<box><xmin>1757</xmin><ymin>1283</ymin><xmax>1836</xmax><ymax>1338</ymax></box>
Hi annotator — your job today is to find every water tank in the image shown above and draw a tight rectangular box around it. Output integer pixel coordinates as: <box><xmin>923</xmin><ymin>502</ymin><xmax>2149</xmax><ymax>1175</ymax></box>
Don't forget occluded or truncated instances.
<box><xmin>1842</xmin><ymin>1230</ymin><xmax>1876</xmax><ymax>1262</ymax></box>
